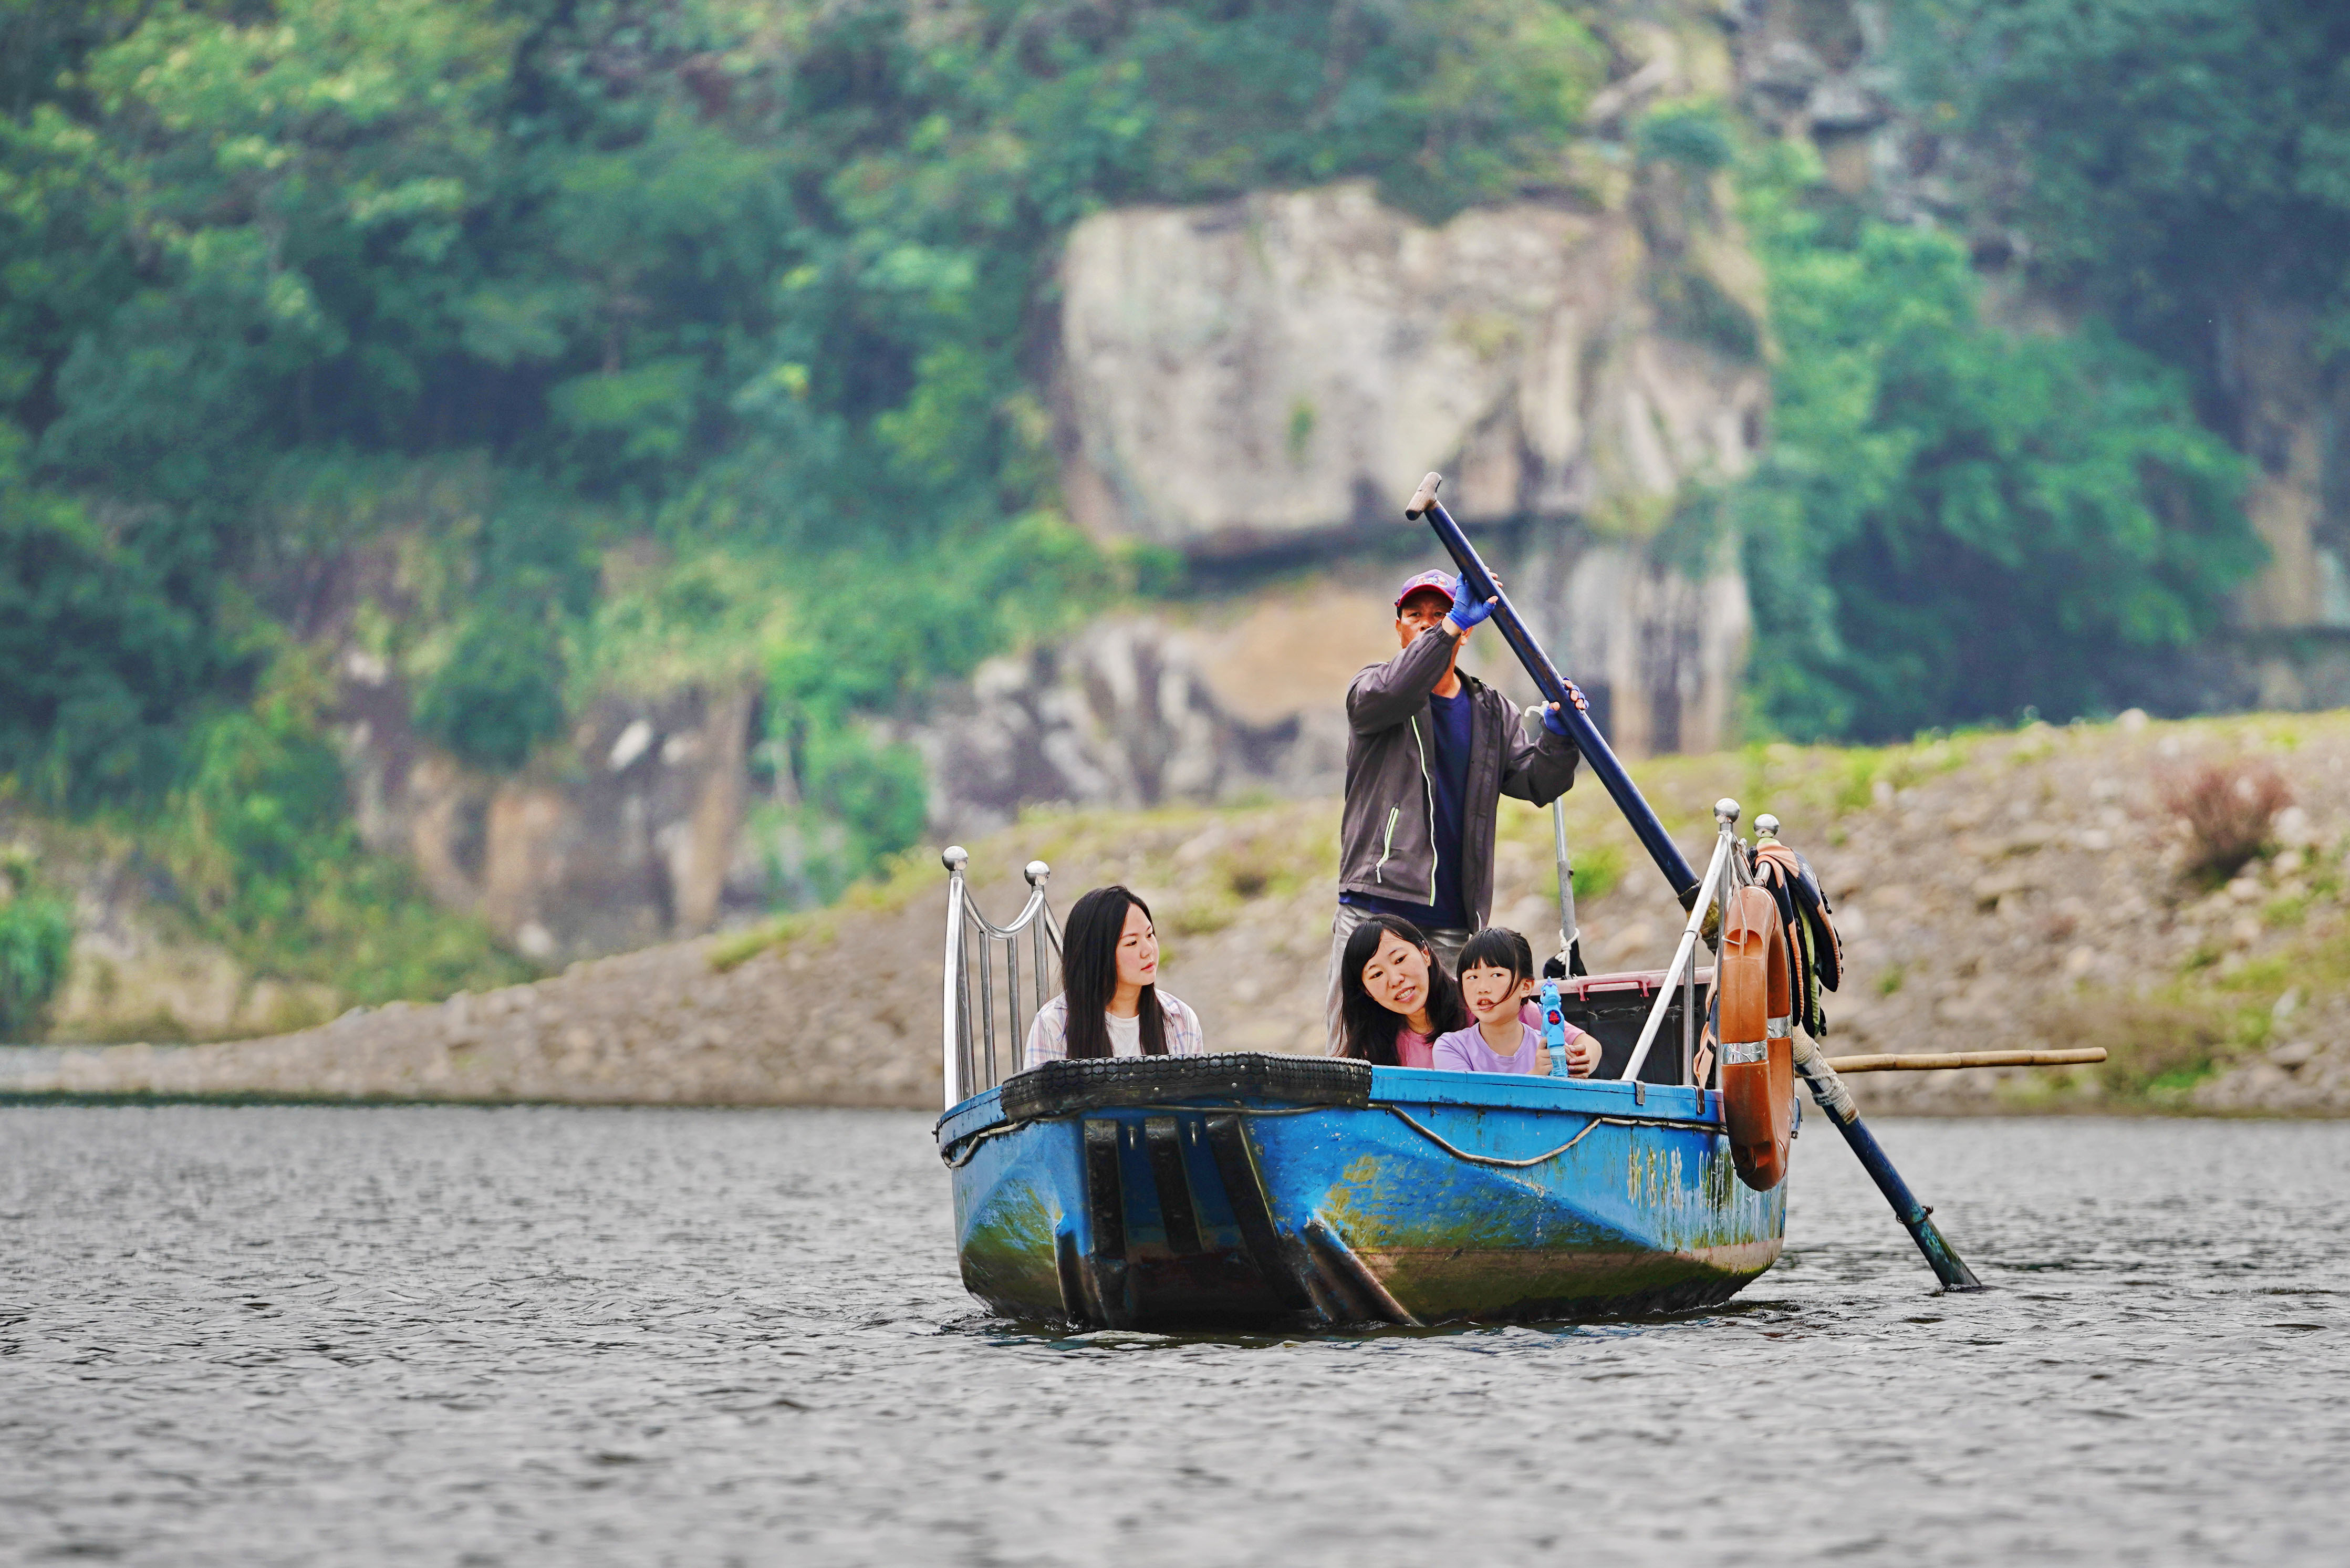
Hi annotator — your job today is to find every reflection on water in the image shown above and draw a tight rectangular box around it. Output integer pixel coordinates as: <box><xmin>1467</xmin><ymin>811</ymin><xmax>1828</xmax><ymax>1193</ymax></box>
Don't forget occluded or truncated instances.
<box><xmin>1</xmin><ymin>1106</ymin><xmax>2343</xmax><ymax>1564</ymax></box>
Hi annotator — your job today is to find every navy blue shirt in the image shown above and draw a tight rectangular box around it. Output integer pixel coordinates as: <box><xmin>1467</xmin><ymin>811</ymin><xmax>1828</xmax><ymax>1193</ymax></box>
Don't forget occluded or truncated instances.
<box><xmin>1342</xmin><ymin>686</ymin><xmax>1474</xmax><ymax>931</ymax></box>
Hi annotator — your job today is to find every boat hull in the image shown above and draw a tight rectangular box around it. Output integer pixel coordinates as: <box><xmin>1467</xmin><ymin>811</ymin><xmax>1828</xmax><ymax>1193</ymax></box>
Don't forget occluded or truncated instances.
<box><xmin>938</xmin><ymin>1057</ymin><xmax>1787</xmax><ymax>1328</ymax></box>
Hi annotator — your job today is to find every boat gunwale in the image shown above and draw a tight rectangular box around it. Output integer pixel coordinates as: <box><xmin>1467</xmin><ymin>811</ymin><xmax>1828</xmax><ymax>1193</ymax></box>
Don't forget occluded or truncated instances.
<box><xmin>936</xmin><ymin>1064</ymin><xmax>1722</xmax><ymax>1164</ymax></box>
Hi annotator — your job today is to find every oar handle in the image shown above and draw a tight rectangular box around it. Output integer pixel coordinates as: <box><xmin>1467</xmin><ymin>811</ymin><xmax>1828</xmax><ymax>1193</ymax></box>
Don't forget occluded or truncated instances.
<box><xmin>1406</xmin><ymin>474</ymin><xmax>1700</xmax><ymax>904</ymax></box>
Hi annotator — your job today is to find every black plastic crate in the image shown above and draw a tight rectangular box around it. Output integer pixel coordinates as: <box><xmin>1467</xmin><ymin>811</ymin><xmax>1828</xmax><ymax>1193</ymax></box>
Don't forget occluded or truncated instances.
<box><xmin>1553</xmin><ymin>968</ymin><xmax>1715</xmax><ymax>1087</ymax></box>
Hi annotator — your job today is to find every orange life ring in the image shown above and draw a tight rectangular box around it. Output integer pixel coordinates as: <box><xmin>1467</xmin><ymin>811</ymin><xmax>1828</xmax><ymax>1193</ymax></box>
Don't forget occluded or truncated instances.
<box><xmin>1717</xmin><ymin>884</ymin><xmax>1794</xmax><ymax>1191</ymax></box>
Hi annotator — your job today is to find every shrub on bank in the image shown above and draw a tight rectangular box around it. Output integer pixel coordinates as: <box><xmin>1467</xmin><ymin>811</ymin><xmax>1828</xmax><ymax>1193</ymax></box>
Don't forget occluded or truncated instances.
<box><xmin>0</xmin><ymin>856</ymin><xmax>74</xmax><ymax>1040</ymax></box>
<box><xmin>2163</xmin><ymin>760</ymin><xmax>2292</xmax><ymax>885</ymax></box>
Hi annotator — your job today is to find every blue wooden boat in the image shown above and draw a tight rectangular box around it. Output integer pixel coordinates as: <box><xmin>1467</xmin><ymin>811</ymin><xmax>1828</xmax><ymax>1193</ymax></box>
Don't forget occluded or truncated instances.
<box><xmin>938</xmin><ymin>1054</ymin><xmax>1784</xmax><ymax>1328</ymax></box>
<box><xmin>932</xmin><ymin>842</ymin><xmax>1789</xmax><ymax>1330</ymax></box>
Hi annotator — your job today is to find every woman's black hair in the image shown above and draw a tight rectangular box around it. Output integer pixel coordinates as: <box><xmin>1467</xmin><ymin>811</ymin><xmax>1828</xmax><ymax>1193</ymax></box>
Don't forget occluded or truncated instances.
<box><xmin>1060</xmin><ymin>885</ymin><xmax>1167</xmax><ymax>1059</ymax></box>
<box><xmin>1455</xmin><ymin>926</ymin><xmax>1535</xmax><ymax>989</ymax></box>
<box><xmin>1337</xmin><ymin>914</ymin><xmax>1468</xmax><ymax>1064</ymax></box>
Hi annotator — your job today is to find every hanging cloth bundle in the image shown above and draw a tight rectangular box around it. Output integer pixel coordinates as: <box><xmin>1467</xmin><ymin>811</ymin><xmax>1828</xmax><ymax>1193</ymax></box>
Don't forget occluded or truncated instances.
<box><xmin>1749</xmin><ymin>819</ymin><xmax>1843</xmax><ymax>1038</ymax></box>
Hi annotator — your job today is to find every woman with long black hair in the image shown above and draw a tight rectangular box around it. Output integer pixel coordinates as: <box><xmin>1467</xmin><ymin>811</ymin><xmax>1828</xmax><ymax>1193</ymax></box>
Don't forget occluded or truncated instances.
<box><xmin>1022</xmin><ymin>885</ymin><xmax>1205</xmax><ymax>1066</ymax></box>
<box><xmin>1333</xmin><ymin>913</ymin><xmax>1469</xmax><ymax>1067</ymax></box>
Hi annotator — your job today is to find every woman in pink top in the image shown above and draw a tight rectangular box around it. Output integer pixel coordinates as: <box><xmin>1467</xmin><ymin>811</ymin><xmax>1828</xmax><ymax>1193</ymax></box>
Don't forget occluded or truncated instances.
<box><xmin>1333</xmin><ymin>915</ymin><xmax>1468</xmax><ymax>1067</ymax></box>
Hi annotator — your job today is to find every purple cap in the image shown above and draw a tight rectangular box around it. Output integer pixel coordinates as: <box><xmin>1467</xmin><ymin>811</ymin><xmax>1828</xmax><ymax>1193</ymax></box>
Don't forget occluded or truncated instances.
<box><xmin>1394</xmin><ymin>569</ymin><xmax>1455</xmax><ymax>609</ymax></box>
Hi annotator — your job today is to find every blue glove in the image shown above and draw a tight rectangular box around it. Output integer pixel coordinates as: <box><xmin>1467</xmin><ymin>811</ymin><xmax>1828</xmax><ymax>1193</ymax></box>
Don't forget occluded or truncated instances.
<box><xmin>1542</xmin><ymin>682</ymin><xmax>1587</xmax><ymax>735</ymax></box>
<box><xmin>1447</xmin><ymin>574</ymin><xmax>1496</xmax><ymax>629</ymax></box>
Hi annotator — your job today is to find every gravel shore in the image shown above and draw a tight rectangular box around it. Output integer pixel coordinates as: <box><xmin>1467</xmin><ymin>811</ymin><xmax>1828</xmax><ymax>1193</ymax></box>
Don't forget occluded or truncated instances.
<box><xmin>12</xmin><ymin>713</ymin><xmax>2350</xmax><ymax>1115</ymax></box>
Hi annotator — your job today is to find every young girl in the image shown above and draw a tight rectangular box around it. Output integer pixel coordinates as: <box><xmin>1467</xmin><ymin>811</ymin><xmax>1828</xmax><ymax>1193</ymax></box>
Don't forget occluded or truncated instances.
<box><xmin>1024</xmin><ymin>886</ymin><xmax>1205</xmax><ymax>1065</ymax></box>
<box><xmin>1335</xmin><ymin>914</ymin><xmax>1469</xmax><ymax>1067</ymax></box>
<box><xmin>1432</xmin><ymin>927</ymin><xmax>1597</xmax><ymax>1076</ymax></box>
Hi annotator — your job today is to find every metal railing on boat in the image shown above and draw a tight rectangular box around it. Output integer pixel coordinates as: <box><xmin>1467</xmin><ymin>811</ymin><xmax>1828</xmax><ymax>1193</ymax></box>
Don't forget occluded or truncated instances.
<box><xmin>940</xmin><ymin>848</ymin><xmax>1062</xmax><ymax>1109</ymax></box>
<box><xmin>1618</xmin><ymin>798</ymin><xmax>1753</xmax><ymax>1086</ymax></box>
<box><xmin>938</xmin><ymin>798</ymin><xmax>1743</xmax><ymax>1108</ymax></box>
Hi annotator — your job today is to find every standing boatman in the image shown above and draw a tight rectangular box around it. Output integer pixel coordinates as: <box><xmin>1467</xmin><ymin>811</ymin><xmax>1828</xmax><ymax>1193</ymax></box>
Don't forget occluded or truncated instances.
<box><xmin>1327</xmin><ymin>569</ymin><xmax>1583</xmax><ymax>1046</ymax></box>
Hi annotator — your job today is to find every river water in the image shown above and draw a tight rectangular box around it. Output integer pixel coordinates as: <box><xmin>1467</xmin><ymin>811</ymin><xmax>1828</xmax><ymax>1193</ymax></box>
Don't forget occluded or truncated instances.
<box><xmin>2</xmin><ymin>1106</ymin><xmax>2343</xmax><ymax>1565</ymax></box>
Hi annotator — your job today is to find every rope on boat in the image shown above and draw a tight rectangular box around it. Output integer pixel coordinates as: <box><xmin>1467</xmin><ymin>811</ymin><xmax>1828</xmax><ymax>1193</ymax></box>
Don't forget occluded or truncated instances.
<box><xmin>938</xmin><ymin>1102</ymin><xmax>1331</xmax><ymax>1165</ymax></box>
<box><xmin>940</xmin><ymin>1120</ymin><xmax>1026</xmax><ymax>1168</ymax></box>
<box><xmin>1380</xmin><ymin>1106</ymin><xmax>1722</xmax><ymax>1170</ymax></box>
<box><xmin>941</xmin><ymin>1101</ymin><xmax>1723</xmax><ymax>1169</ymax></box>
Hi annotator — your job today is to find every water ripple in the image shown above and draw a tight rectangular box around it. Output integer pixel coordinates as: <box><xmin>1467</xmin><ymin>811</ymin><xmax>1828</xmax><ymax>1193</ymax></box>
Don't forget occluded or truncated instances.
<box><xmin>2</xmin><ymin>1107</ymin><xmax>2344</xmax><ymax>1565</ymax></box>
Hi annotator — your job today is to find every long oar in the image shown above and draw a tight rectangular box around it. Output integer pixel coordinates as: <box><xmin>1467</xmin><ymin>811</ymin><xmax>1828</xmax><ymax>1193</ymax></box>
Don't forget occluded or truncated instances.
<box><xmin>1404</xmin><ymin>472</ymin><xmax>1985</xmax><ymax>1293</ymax></box>
<box><xmin>1407</xmin><ymin>474</ymin><xmax>1700</xmax><ymax>905</ymax></box>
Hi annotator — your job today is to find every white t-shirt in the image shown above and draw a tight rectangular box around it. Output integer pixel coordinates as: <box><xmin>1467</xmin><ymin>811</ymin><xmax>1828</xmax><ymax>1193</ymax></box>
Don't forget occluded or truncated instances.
<box><xmin>1023</xmin><ymin>991</ymin><xmax>1205</xmax><ymax>1068</ymax></box>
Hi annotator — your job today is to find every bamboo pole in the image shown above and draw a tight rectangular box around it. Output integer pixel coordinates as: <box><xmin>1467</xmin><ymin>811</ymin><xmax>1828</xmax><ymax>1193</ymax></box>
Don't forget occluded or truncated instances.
<box><xmin>1825</xmin><ymin>1048</ymin><xmax>2108</xmax><ymax>1074</ymax></box>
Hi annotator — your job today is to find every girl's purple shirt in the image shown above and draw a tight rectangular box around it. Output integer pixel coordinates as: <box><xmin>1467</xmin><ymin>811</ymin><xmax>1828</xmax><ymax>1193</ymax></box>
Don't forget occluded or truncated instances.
<box><xmin>1431</xmin><ymin>1021</ymin><xmax>1541</xmax><ymax>1074</ymax></box>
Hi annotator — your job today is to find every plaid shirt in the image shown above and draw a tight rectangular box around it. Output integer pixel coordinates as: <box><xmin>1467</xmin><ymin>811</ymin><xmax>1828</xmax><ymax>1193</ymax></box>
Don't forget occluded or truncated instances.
<box><xmin>1024</xmin><ymin>991</ymin><xmax>1205</xmax><ymax>1069</ymax></box>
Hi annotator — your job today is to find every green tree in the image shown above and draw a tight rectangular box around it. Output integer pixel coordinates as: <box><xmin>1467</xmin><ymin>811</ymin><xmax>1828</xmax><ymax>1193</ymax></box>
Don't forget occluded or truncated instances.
<box><xmin>0</xmin><ymin>0</ymin><xmax>1611</xmax><ymax>915</ymax></box>
<box><xmin>1894</xmin><ymin>1</ymin><xmax>2350</xmax><ymax>375</ymax></box>
<box><xmin>1737</xmin><ymin>149</ymin><xmax>2259</xmax><ymax>740</ymax></box>
<box><xmin>168</xmin><ymin>666</ymin><xmax>533</xmax><ymax>1002</ymax></box>
<box><xmin>412</xmin><ymin>608</ymin><xmax>568</xmax><ymax>771</ymax></box>
<box><xmin>0</xmin><ymin>853</ymin><xmax>74</xmax><ymax>1039</ymax></box>
<box><xmin>0</xmin><ymin>425</ymin><xmax>245</xmax><ymax>806</ymax></box>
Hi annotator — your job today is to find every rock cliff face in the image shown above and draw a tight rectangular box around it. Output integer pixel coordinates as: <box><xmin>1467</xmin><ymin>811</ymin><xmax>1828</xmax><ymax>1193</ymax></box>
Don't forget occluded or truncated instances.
<box><xmin>1057</xmin><ymin>182</ymin><xmax>1765</xmax><ymax>555</ymax></box>
<box><xmin>2</xmin><ymin>663</ymin><xmax>769</xmax><ymax>1045</ymax></box>
<box><xmin>1052</xmin><ymin>178</ymin><xmax>1766</xmax><ymax>765</ymax></box>
<box><xmin>2209</xmin><ymin>298</ymin><xmax>2350</xmax><ymax>712</ymax></box>
<box><xmin>903</xmin><ymin>612</ymin><xmax>1345</xmax><ymax>838</ymax></box>
<box><xmin>906</xmin><ymin>551</ymin><xmax>1751</xmax><ymax>837</ymax></box>
<box><xmin>338</xmin><ymin>660</ymin><xmax>764</xmax><ymax>961</ymax></box>
<box><xmin>904</xmin><ymin>584</ymin><xmax>1396</xmax><ymax>835</ymax></box>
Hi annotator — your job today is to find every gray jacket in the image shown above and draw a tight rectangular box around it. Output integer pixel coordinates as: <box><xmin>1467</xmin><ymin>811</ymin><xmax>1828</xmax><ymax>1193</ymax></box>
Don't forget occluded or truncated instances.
<box><xmin>1339</xmin><ymin>628</ymin><xmax>1580</xmax><ymax>929</ymax></box>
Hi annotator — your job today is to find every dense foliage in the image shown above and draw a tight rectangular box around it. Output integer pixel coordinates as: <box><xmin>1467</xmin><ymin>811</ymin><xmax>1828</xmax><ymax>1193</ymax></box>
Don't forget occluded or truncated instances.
<box><xmin>0</xmin><ymin>852</ymin><xmax>74</xmax><ymax>1038</ymax></box>
<box><xmin>1727</xmin><ymin>0</ymin><xmax>2343</xmax><ymax>741</ymax></box>
<box><xmin>1893</xmin><ymin>0</ymin><xmax>2350</xmax><ymax>413</ymax></box>
<box><xmin>0</xmin><ymin>0</ymin><xmax>2330</xmax><ymax>978</ymax></box>
<box><xmin>163</xmin><ymin>661</ymin><xmax>535</xmax><ymax>1003</ymax></box>
<box><xmin>1734</xmin><ymin>146</ymin><xmax>2259</xmax><ymax>740</ymax></box>
<box><xmin>0</xmin><ymin>0</ymin><xmax>1602</xmax><ymax>962</ymax></box>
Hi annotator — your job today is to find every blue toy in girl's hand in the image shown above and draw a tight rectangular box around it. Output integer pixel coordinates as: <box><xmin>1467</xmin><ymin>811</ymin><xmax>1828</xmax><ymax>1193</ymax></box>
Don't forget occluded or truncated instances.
<box><xmin>1541</xmin><ymin>977</ymin><xmax>1571</xmax><ymax>1077</ymax></box>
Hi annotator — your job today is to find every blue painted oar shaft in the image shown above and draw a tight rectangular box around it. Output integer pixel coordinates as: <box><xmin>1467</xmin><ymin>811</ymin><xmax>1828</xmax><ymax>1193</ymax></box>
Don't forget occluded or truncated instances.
<box><xmin>1792</xmin><ymin>1049</ymin><xmax>1984</xmax><ymax>1291</ymax></box>
<box><xmin>1829</xmin><ymin>1106</ymin><xmax>1984</xmax><ymax>1290</ymax></box>
<box><xmin>1409</xmin><ymin>491</ymin><xmax>1700</xmax><ymax>902</ymax></box>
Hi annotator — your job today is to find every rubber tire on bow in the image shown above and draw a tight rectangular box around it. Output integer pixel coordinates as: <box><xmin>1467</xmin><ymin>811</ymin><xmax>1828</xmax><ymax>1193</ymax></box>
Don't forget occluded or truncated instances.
<box><xmin>999</xmin><ymin>1052</ymin><xmax>1372</xmax><ymax>1122</ymax></box>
